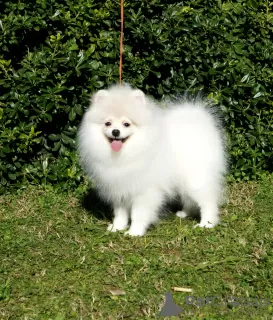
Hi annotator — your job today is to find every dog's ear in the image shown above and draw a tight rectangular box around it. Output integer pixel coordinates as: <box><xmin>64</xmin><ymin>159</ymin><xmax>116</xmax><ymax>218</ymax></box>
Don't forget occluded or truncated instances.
<box><xmin>130</xmin><ymin>89</ymin><xmax>146</xmax><ymax>105</ymax></box>
<box><xmin>93</xmin><ymin>90</ymin><xmax>108</xmax><ymax>104</ymax></box>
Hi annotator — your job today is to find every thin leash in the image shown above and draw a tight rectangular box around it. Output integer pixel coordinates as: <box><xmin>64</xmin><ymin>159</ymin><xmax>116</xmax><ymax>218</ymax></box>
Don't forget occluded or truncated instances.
<box><xmin>119</xmin><ymin>0</ymin><xmax>124</xmax><ymax>85</ymax></box>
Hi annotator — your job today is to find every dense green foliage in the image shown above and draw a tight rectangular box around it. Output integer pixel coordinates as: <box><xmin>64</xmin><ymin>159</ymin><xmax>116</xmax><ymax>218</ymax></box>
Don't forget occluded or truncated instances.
<box><xmin>0</xmin><ymin>0</ymin><xmax>273</xmax><ymax>193</ymax></box>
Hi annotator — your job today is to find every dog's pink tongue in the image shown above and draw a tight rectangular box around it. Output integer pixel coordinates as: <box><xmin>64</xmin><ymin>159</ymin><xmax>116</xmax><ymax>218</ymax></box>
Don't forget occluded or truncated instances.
<box><xmin>111</xmin><ymin>140</ymin><xmax>123</xmax><ymax>152</ymax></box>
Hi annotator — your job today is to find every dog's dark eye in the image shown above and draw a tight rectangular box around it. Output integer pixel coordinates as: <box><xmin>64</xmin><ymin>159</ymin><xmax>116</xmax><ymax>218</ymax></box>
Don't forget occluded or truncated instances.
<box><xmin>123</xmin><ymin>122</ymin><xmax>130</xmax><ymax>127</ymax></box>
<box><xmin>105</xmin><ymin>122</ymin><xmax>111</xmax><ymax>126</ymax></box>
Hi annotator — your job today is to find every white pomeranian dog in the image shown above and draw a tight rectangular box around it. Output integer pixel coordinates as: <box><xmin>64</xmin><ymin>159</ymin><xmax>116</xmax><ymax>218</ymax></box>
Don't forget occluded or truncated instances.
<box><xmin>78</xmin><ymin>85</ymin><xmax>227</xmax><ymax>236</ymax></box>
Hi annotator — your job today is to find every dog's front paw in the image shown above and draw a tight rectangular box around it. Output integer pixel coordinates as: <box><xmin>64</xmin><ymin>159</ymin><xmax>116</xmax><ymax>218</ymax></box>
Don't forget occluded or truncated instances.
<box><xmin>125</xmin><ymin>230</ymin><xmax>145</xmax><ymax>237</ymax></box>
<box><xmin>194</xmin><ymin>221</ymin><xmax>217</xmax><ymax>228</ymax></box>
<box><xmin>125</xmin><ymin>226</ymin><xmax>146</xmax><ymax>237</ymax></box>
<box><xmin>107</xmin><ymin>223</ymin><xmax>128</xmax><ymax>232</ymax></box>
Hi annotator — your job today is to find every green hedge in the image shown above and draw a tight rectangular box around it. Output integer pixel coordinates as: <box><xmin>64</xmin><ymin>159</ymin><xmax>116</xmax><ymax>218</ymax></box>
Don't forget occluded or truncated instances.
<box><xmin>0</xmin><ymin>0</ymin><xmax>273</xmax><ymax>193</ymax></box>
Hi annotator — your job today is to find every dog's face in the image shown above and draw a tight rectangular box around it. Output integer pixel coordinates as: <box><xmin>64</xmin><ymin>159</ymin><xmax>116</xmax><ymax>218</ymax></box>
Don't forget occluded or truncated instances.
<box><xmin>102</xmin><ymin>116</ymin><xmax>136</xmax><ymax>152</ymax></box>
<box><xmin>79</xmin><ymin>85</ymin><xmax>159</xmax><ymax>164</ymax></box>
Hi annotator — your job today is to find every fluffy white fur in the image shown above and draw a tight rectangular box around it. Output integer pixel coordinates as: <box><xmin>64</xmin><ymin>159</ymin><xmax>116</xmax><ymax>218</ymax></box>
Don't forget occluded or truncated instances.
<box><xmin>78</xmin><ymin>85</ymin><xmax>227</xmax><ymax>236</ymax></box>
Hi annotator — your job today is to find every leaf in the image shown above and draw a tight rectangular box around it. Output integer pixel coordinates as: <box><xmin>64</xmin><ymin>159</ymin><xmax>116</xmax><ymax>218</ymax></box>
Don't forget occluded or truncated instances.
<box><xmin>253</xmin><ymin>92</ymin><xmax>264</xmax><ymax>99</ymax></box>
<box><xmin>42</xmin><ymin>158</ymin><xmax>48</xmax><ymax>172</ymax></box>
<box><xmin>240</xmin><ymin>74</ymin><xmax>249</xmax><ymax>83</ymax></box>
<box><xmin>89</xmin><ymin>60</ymin><xmax>100</xmax><ymax>70</ymax></box>
<box><xmin>8</xmin><ymin>174</ymin><xmax>17</xmax><ymax>181</ymax></box>
<box><xmin>88</xmin><ymin>44</ymin><xmax>96</xmax><ymax>55</ymax></box>
<box><xmin>52</xmin><ymin>141</ymin><xmax>61</xmax><ymax>151</ymax></box>
<box><xmin>68</xmin><ymin>43</ymin><xmax>79</xmax><ymax>51</ymax></box>
<box><xmin>69</xmin><ymin>108</ymin><xmax>76</xmax><ymax>121</ymax></box>
<box><xmin>109</xmin><ymin>288</ymin><xmax>126</xmax><ymax>296</ymax></box>
<box><xmin>48</xmin><ymin>134</ymin><xmax>61</xmax><ymax>142</ymax></box>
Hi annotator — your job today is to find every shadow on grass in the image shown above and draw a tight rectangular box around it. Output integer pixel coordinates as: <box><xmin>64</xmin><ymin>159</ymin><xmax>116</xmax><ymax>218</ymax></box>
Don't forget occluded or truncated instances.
<box><xmin>161</xmin><ymin>196</ymin><xmax>200</xmax><ymax>222</ymax></box>
<box><xmin>81</xmin><ymin>189</ymin><xmax>200</xmax><ymax>223</ymax></box>
<box><xmin>81</xmin><ymin>188</ymin><xmax>112</xmax><ymax>221</ymax></box>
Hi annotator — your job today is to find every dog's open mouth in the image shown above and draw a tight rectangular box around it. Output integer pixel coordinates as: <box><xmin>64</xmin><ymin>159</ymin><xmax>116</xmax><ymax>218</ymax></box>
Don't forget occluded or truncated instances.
<box><xmin>108</xmin><ymin>137</ymin><xmax>129</xmax><ymax>144</ymax></box>
<box><xmin>107</xmin><ymin>137</ymin><xmax>129</xmax><ymax>152</ymax></box>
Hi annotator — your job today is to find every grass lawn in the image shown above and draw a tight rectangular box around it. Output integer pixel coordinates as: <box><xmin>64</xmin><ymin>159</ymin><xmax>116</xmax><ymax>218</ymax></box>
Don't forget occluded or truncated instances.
<box><xmin>0</xmin><ymin>176</ymin><xmax>273</xmax><ymax>319</ymax></box>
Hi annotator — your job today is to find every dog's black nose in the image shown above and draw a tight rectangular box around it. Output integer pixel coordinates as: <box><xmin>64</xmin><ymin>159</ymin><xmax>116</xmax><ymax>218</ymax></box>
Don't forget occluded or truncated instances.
<box><xmin>112</xmin><ymin>129</ymin><xmax>120</xmax><ymax>137</ymax></box>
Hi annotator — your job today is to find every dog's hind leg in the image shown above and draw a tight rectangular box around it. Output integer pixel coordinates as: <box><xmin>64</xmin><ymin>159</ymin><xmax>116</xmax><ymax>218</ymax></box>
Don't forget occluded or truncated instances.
<box><xmin>190</xmin><ymin>186</ymin><xmax>220</xmax><ymax>228</ymax></box>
